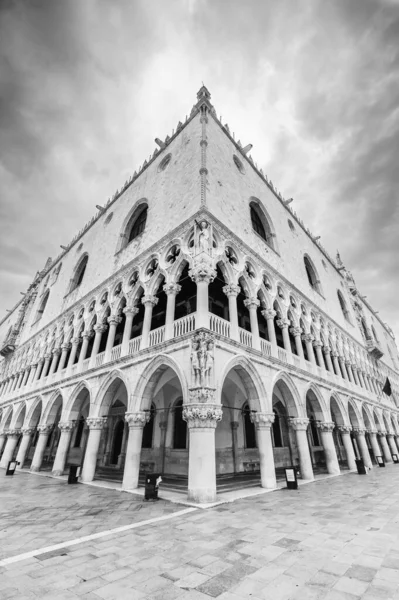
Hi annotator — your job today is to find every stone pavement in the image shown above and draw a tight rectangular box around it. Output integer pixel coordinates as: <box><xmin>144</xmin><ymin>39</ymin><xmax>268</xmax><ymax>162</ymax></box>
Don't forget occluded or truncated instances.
<box><xmin>2</xmin><ymin>468</ymin><xmax>399</xmax><ymax>599</ymax></box>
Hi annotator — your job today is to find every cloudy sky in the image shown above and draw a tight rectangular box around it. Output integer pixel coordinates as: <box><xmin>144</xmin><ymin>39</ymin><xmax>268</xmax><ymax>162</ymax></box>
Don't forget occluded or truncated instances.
<box><xmin>0</xmin><ymin>0</ymin><xmax>398</xmax><ymax>340</ymax></box>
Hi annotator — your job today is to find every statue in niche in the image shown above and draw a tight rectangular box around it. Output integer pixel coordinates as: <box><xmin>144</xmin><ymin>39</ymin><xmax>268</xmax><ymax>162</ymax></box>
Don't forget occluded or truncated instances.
<box><xmin>191</xmin><ymin>332</ymin><xmax>214</xmax><ymax>387</ymax></box>
<box><xmin>193</xmin><ymin>219</ymin><xmax>212</xmax><ymax>256</ymax></box>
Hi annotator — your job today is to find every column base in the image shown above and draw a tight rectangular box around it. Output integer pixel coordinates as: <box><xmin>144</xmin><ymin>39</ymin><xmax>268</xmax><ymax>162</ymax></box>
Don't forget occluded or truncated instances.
<box><xmin>187</xmin><ymin>488</ymin><xmax>217</xmax><ymax>504</ymax></box>
<box><xmin>30</xmin><ymin>466</ymin><xmax>40</xmax><ymax>472</ymax></box>
<box><xmin>261</xmin><ymin>478</ymin><xmax>277</xmax><ymax>490</ymax></box>
<box><xmin>51</xmin><ymin>469</ymin><xmax>64</xmax><ymax>477</ymax></box>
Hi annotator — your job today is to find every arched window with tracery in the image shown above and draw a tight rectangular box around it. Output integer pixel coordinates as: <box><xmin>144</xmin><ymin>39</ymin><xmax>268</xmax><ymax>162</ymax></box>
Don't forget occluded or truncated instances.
<box><xmin>36</xmin><ymin>290</ymin><xmax>49</xmax><ymax>321</ymax></box>
<box><xmin>70</xmin><ymin>254</ymin><xmax>88</xmax><ymax>293</ymax></box>
<box><xmin>304</xmin><ymin>256</ymin><xmax>321</xmax><ymax>294</ymax></box>
<box><xmin>128</xmin><ymin>206</ymin><xmax>147</xmax><ymax>243</ymax></box>
<box><xmin>249</xmin><ymin>201</ymin><xmax>275</xmax><ymax>249</ymax></box>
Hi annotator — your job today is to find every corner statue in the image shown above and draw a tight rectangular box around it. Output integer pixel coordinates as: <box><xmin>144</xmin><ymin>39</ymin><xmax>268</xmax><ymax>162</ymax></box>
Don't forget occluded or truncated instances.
<box><xmin>191</xmin><ymin>332</ymin><xmax>214</xmax><ymax>387</ymax></box>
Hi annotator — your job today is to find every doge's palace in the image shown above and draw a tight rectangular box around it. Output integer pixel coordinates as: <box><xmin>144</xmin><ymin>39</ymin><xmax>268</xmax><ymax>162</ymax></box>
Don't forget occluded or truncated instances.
<box><xmin>0</xmin><ymin>86</ymin><xmax>399</xmax><ymax>503</ymax></box>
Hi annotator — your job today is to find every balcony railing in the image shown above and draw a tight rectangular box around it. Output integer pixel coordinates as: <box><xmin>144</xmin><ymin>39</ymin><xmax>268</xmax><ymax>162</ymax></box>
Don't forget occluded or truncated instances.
<box><xmin>128</xmin><ymin>336</ymin><xmax>142</xmax><ymax>355</ymax></box>
<box><xmin>260</xmin><ymin>338</ymin><xmax>272</xmax><ymax>357</ymax></box>
<box><xmin>149</xmin><ymin>326</ymin><xmax>165</xmax><ymax>347</ymax></box>
<box><xmin>278</xmin><ymin>347</ymin><xmax>288</xmax><ymax>363</ymax></box>
<box><xmin>239</xmin><ymin>328</ymin><xmax>252</xmax><ymax>348</ymax></box>
<box><xmin>81</xmin><ymin>357</ymin><xmax>91</xmax><ymax>372</ymax></box>
<box><xmin>111</xmin><ymin>344</ymin><xmax>122</xmax><ymax>362</ymax></box>
<box><xmin>174</xmin><ymin>313</ymin><xmax>196</xmax><ymax>337</ymax></box>
<box><xmin>291</xmin><ymin>354</ymin><xmax>301</xmax><ymax>369</ymax></box>
<box><xmin>209</xmin><ymin>314</ymin><xmax>230</xmax><ymax>338</ymax></box>
<box><xmin>95</xmin><ymin>351</ymin><xmax>105</xmax><ymax>367</ymax></box>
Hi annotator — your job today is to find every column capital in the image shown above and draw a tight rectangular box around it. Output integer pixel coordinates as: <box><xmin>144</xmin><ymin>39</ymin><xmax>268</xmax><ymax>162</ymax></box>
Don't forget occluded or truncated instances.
<box><xmin>44</xmin><ymin>352</ymin><xmax>53</xmax><ymax>360</ymax></box>
<box><xmin>125</xmin><ymin>412</ymin><xmax>151</xmax><ymax>428</ymax></box>
<box><xmin>353</xmin><ymin>427</ymin><xmax>366</xmax><ymax>436</ymax></box>
<box><xmin>243</xmin><ymin>297</ymin><xmax>260</xmax><ymax>310</ymax></box>
<box><xmin>386</xmin><ymin>432</ymin><xmax>395</xmax><ymax>438</ymax></box>
<box><xmin>37</xmin><ymin>356</ymin><xmax>46</xmax><ymax>365</ymax></box>
<box><xmin>183</xmin><ymin>403</ymin><xmax>223</xmax><ymax>429</ymax></box>
<box><xmin>262</xmin><ymin>308</ymin><xmax>276</xmax><ymax>320</ymax></box>
<box><xmin>322</xmin><ymin>346</ymin><xmax>331</xmax><ymax>355</ymax></box>
<box><xmin>6</xmin><ymin>429</ymin><xmax>21</xmax><ymax>437</ymax></box>
<box><xmin>58</xmin><ymin>421</ymin><xmax>75</xmax><ymax>432</ymax></box>
<box><xmin>330</xmin><ymin>351</ymin><xmax>339</xmax><ymax>358</ymax></box>
<box><xmin>222</xmin><ymin>283</ymin><xmax>240</xmax><ymax>297</ymax></box>
<box><xmin>94</xmin><ymin>324</ymin><xmax>107</xmax><ymax>334</ymax></box>
<box><xmin>289</xmin><ymin>326</ymin><xmax>302</xmax><ymax>337</ymax></box>
<box><xmin>338</xmin><ymin>424</ymin><xmax>352</xmax><ymax>434</ymax></box>
<box><xmin>81</xmin><ymin>331</ymin><xmax>94</xmax><ymax>341</ymax></box>
<box><xmin>107</xmin><ymin>315</ymin><xmax>122</xmax><ymax>326</ymax></box>
<box><xmin>313</xmin><ymin>340</ymin><xmax>323</xmax><ymax>349</ymax></box>
<box><xmin>338</xmin><ymin>355</ymin><xmax>346</xmax><ymax>363</ymax></box>
<box><xmin>276</xmin><ymin>318</ymin><xmax>290</xmax><ymax>330</ymax></box>
<box><xmin>302</xmin><ymin>333</ymin><xmax>314</xmax><ymax>343</ymax></box>
<box><xmin>52</xmin><ymin>347</ymin><xmax>62</xmax><ymax>356</ymax></box>
<box><xmin>86</xmin><ymin>417</ymin><xmax>108</xmax><ymax>430</ymax></box>
<box><xmin>163</xmin><ymin>282</ymin><xmax>182</xmax><ymax>296</ymax></box>
<box><xmin>317</xmin><ymin>421</ymin><xmax>335</xmax><ymax>432</ymax></box>
<box><xmin>37</xmin><ymin>425</ymin><xmax>53</xmax><ymax>435</ymax></box>
<box><xmin>189</xmin><ymin>263</ymin><xmax>216</xmax><ymax>284</ymax></box>
<box><xmin>21</xmin><ymin>427</ymin><xmax>36</xmax><ymax>436</ymax></box>
<box><xmin>368</xmin><ymin>428</ymin><xmax>378</xmax><ymax>435</ymax></box>
<box><xmin>123</xmin><ymin>306</ymin><xmax>139</xmax><ymax>317</ymax></box>
<box><xmin>250</xmin><ymin>412</ymin><xmax>275</xmax><ymax>429</ymax></box>
<box><xmin>141</xmin><ymin>294</ymin><xmax>159</xmax><ymax>307</ymax></box>
<box><xmin>289</xmin><ymin>417</ymin><xmax>309</xmax><ymax>431</ymax></box>
<box><xmin>71</xmin><ymin>337</ymin><xmax>81</xmax><ymax>346</ymax></box>
<box><xmin>377</xmin><ymin>430</ymin><xmax>387</xmax><ymax>438</ymax></box>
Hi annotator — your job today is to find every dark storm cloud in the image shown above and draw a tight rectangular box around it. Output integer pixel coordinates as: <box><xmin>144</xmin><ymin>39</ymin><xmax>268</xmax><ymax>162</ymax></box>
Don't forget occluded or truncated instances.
<box><xmin>0</xmin><ymin>0</ymin><xmax>398</xmax><ymax>343</ymax></box>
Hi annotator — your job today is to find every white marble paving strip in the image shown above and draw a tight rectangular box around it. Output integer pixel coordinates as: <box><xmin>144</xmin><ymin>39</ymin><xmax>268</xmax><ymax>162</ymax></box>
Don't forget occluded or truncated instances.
<box><xmin>0</xmin><ymin>507</ymin><xmax>197</xmax><ymax>567</ymax></box>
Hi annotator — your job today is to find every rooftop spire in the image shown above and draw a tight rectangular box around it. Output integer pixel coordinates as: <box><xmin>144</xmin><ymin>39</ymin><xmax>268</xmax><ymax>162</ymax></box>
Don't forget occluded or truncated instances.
<box><xmin>197</xmin><ymin>84</ymin><xmax>211</xmax><ymax>102</ymax></box>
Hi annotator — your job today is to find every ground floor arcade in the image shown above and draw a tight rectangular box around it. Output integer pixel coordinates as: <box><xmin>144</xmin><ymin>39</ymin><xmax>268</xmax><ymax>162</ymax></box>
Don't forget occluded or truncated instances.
<box><xmin>1</xmin><ymin>353</ymin><xmax>399</xmax><ymax>503</ymax></box>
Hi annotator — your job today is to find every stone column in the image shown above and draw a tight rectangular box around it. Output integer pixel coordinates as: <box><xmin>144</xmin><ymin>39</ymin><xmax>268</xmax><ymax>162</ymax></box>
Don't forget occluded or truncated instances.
<box><xmin>80</xmin><ymin>417</ymin><xmax>107</xmax><ymax>482</ymax></box>
<box><xmin>184</xmin><ymin>404</ymin><xmax>223</xmax><ymax>503</ymax></box>
<box><xmin>14</xmin><ymin>372</ymin><xmax>24</xmax><ymax>390</ymax></box>
<box><xmin>41</xmin><ymin>354</ymin><xmax>53</xmax><ymax>379</ymax></box>
<box><xmin>277</xmin><ymin>319</ymin><xmax>291</xmax><ymax>354</ymax></box>
<box><xmin>140</xmin><ymin>295</ymin><xmax>159</xmax><ymax>349</ymax></box>
<box><xmin>121</xmin><ymin>307</ymin><xmax>139</xmax><ymax>354</ymax></box>
<box><xmin>313</xmin><ymin>341</ymin><xmax>324</xmax><ymax>368</ymax></box>
<box><xmin>230</xmin><ymin>421</ymin><xmax>239</xmax><ymax>473</ymax></box>
<box><xmin>122</xmin><ymin>412</ymin><xmax>149</xmax><ymax>490</ymax></box>
<box><xmin>394</xmin><ymin>435</ymin><xmax>399</xmax><ymax>453</ymax></box>
<box><xmin>49</xmin><ymin>348</ymin><xmax>61</xmax><ymax>376</ymax></box>
<box><xmin>250</xmin><ymin>412</ymin><xmax>277</xmax><ymax>489</ymax></box>
<box><xmin>345</xmin><ymin>361</ymin><xmax>354</xmax><ymax>383</ymax></box>
<box><xmin>21</xmin><ymin>368</ymin><xmax>30</xmax><ymax>387</ymax></box>
<box><xmin>35</xmin><ymin>358</ymin><xmax>45</xmax><ymax>381</ymax></box>
<box><xmin>223</xmin><ymin>284</ymin><xmax>240</xmax><ymax>342</ymax></box>
<box><xmin>302</xmin><ymin>334</ymin><xmax>316</xmax><ymax>364</ymax></box>
<box><xmin>89</xmin><ymin>325</ymin><xmax>107</xmax><ymax>368</ymax></box>
<box><xmin>262</xmin><ymin>309</ymin><xmax>277</xmax><ymax>349</ymax></box>
<box><xmin>67</xmin><ymin>338</ymin><xmax>81</xmax><ymax>372</ymax></box>
<box><xmin>27</xmin><ymin>364</ymin><xmax>38</xmax><ymax>385</ymax></box>
<box><xmin>331</xmin><ymin>352</ymin><xmax>341</xmax><ymax>377</ymax></box>
<box><xmin>78</xmin><ymin>333</ymin><xmax>91</xmax><ymax>367</ymax></box>
<box><xmin>30</xmin><ymin>425</ymin><xmax>53</xmax><ymax>472</ymax></box>
<box><xmin>104</xmin><ymin>316</ymin><xmax>122</xmax><ymax>361</ymax></box>
<box><xmin>338</xmin><ymin>425</ymin><xmax>357</xmax><ymax>470</ymax></box>
<box><xmin>58</xmin><ymin>344</ymin><xmax>70</xmax><ymax>372</ymax></box>
<box><xmin>338</xmin><ymin>356</ymin><xmax>348</xmax><ymax>380</ymax></box>
<box><xmin>189</xmin><ymin>265</ymin><xmax>216</xmax><ymax>330</ymax></box>
<box><xmin>290</xmin><ymin>327</ymin><xmax>304</xmax><ymax>359</ymax></box>
<box><xmin>354</xmin><ymin>429</ymin><xmax>373</xmax><ymax>468</ymax></box>
<box><xmin>16</xmin><ymin>428</ymin><xmax>35</xmax><ymax>469</ymax></box>
<box><xmin>378</xmin><ymin>432</ymin><xmax>392</xmax><ymax>463</ymax></box>
<box><xmin>352</xmin><ymin>366</ymin><xmax>360</xmax><ymax>386</ymax></box>
<box><xmin>163</xmin><ymin>283</ymin><xmax>181</xmax><ymax>341</ymax></box>
<box><xmin>0</xmin><ymin>431</ymin><xmax>20</xmax><ymax>468</ymax></box>
<box><xmin>358</xmin><ymin>369</ymin><xmax>366</xmax><ymax>389</ymax></box>
<box><xmin>0</xmin><ymin>432</ymin><xmax>6</xmax><ymax>455</ymax></box>
<box><xmin>52</xmin><ymin>421</ymin><xmax>75</xmax><ymax>476</ymax></box>
<box><xmin>244</xmin><ymin>297</ymin><xmax>261</xmax><ymax>351</ymax></box>
<box><xmin>290</xmin><ymin>418</ymin><xmax>314</xmax><ymax>480</ymax></box>
<box><xmin>387</xmin><ymin>434</ymin><xmax>398</xmax><ymax>458</ymax></box>
<box><xmin>317</xmin><ymin>422</ymin><xmax>340</xmax><ymax>475</ymax></box>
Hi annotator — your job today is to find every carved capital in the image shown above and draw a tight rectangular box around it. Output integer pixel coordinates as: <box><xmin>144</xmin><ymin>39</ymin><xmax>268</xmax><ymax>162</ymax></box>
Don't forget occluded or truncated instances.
<box><xmin>330</xmin><ymin>351</ymin><xmax>339</xmax><ymax>358</ymax></box>
<box><xmin>313</xmin><ymin>340</ymin><xmax>323</xmax><ymax>349</ymax></box>
<box><xmin>141</xmin><ymin>295</ymin><xmax>159</xmax><ymax>307</ymax></box>
<box><xmin>250</xmin><ymin>412</ymin><xmax>275</xmax><ymax>429</ymax></box>
<box><xmin>183</xmin><ymin>404</ymin><xmax>223</xmax><ymax>429</ymax></box>
<box><xmin>71</xmin><ymin>337</ymin><xmax>81</xmax><ymax>346</ymax></box>
<box><xmin>58</xmin><ymin>421</ymin><xmax>75</xmax><ymax>432</ymax></box>
<box><xmin>289</xmin><ymin>327</ymin><xmax>302</xmax><ymax>337</ymax></box>
<box><xmin>289</xmin><ymin>417</ymin><xmax>309</xmax><ymax>431</ymax></box>
<box><xmin>317</xmin><ymin>421</ymin><xmax>335</xmax><ymax>432</ymax></box>
<box><xmin>163</xmin><ymin>283</ymin><xmax>181</xmax><ymax>296</ymax></box>
<box><xmin>107</xmin><ymin>315</ymin><xmax>122</xmax><ymax>326</ymax></box>
<box><xmin>377</xmin><ymin>430</ymin><xmax>387</xmax><ymax>438</ymax></box>
<box><xmin>94</xmin><ymin>324</ymin><xmax>107</xmax><ymax>334</ymax></box>
<box><xmin>81</xmin><ymin>331</ymin><xmax>93</xmax><ymax>341</ymax></box>
<box><xmin>37</xmin><ymin>425</ymin><xmax>53</xmax><ymax>435</ymax></box>
<box><xmin>262</xmin><ymin>309</ymin><xmax>276</xmax><ymax>321</ymax></box>
<box><xmin>125</xmin><ymin>412</ymin><xmax>150</xmax><ymax>428</ymax></box>
<box><xmin>338</xmin><ymin>425</ymin><xmax>352</xmax><ymax>434</ymax></box>
<box><xmin>6</xmin><ymin>429</ymin><xmax>21</xmax><ymax>437</ymax></box>
<box><xmin>302</xmin><ymin>334</ymin><xmax>314</xmax><ymax>343</ymax></box>
<box><xmin>322</xmin><ymin>346</ymin><xmax>331</xmax><ymax>355</ymax></box>
<box><xmin>277</xmin><ymin>318</ymin><xmax>290</xmax><ymax>330</ymax></box>
<box><xmin>222</xmin><ymin>284</ymin><xmax>241</xmax><ymax>298</ymax></box>
<box><xmin>189</xmin><ymin>263</ymin><xmax>216</xmax><ymax>284</ymax></box>
<box><xmin>368</xmin><ymin>428</ymin><xmax>378</xmax><ymax>436</ymax></box>
<box><xmin>44</xmin><ymin>352</ymin><xmax>53</xmax><ymax>360</ymax></box>
<box><xmin>244</xmin><ymin>297</ymin><xmax>260</xmax><ymax>310</ymax></box>
<box><xmin>123</xmin><ymin>306</ymin><xmax>139</xmax><ymax>317</ymax></box>
<box><xmin>86</xmin><ymin>417</ymin><xmax>108</xmax><ymax>430</ymax></box>
<box><xmin>52</xmin><ymin>347</ymin><xmax>62</xmax><ymax>356</ymax></box>
<box><xmin>189</xmin><ymin>387</ymin><xmax>216</xmax><ymax>404</ymax></box>
<box><xmin>37</xmin><ymin>357</ymin><xmax>46</xmax><ymax>365</ymax></box>
<box><xmin>353</xmin><ymin>427</ymin><xmax>366</xmax><ymax>437</ymax></box>
<box><xmin>21</xmin><ymin>427</ymin><xmax>36</xmax><ymax>436</ymax></box>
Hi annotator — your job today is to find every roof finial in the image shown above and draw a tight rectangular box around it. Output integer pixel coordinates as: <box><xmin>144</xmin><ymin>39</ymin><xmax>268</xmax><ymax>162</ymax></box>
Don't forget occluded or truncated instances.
<box><xmin>197</xmin><ymin>84</ymin><xmax>211</xmax><ymax>102</ymax></box>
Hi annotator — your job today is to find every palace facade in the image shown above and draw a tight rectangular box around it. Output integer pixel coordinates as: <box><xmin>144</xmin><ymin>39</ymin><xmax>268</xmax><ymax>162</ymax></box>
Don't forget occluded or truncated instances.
<box><xmin>1</xmin><ymin>87</ymin><xmax>399</xmax><ymax>503</ymax></box>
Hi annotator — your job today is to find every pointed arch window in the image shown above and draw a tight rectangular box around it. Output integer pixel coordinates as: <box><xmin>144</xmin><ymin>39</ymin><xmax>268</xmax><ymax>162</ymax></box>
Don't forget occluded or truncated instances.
<box><xmin>304</xmin><ymin>256</ymin><xmax>321</xmax><ymax>294</ymax></box>
<box><xmin>249</xmin><ymin>201</ymin><xmax>275</xmax><ymax>250</ymax></box>
<box><xmin>35</xmin><ymin>290</ymin><xmax>50</xmax><ymax>321</ymax></box>
<box><xmin>128</xmin><ymin>206</ymin><xmax>148</xmax><ymax>243</ymax></box>
<box><xmin>337</xmin><ymin>290</ymin><xmax>351</xmax><ymax>323</ymax></box>
<box><xmin>70</xmin><ymin>254</ymin><xmax>89</xmax><ymax>293</ymax></box>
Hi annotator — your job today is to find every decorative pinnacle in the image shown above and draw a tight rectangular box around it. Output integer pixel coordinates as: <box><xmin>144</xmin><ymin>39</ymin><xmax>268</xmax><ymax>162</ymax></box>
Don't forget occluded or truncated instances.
<box><xmin>197</xmin><ymin>84</ymin><xmax>211</xmax><ymax>101</ymax></box>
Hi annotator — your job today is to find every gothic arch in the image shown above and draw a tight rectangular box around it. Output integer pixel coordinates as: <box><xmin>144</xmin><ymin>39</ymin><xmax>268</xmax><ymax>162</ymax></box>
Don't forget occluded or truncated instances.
<box><xmin>69</xmin><ymin>253</ymin><xmax>89</xmax><ymax>293</ymax></box>
<box><xmin>1</xmin><ymin>406</ymin><xmax>13</xmax><ymax>431</ymax></box>
<box><xmin>63</xmin><ymin>380</ymin><xmax>92</xmax><ymax>421</ymax></box>
<box><xmin>25</xmin><ymin>396</ymin><xmax>44</xmax><ymax>428</ymax></box>
<box><xmin>218</xmin><ymin>354</ymin><xmax>267</xmax><ymax>413</ymax></box>
<box><xmin>270</xmin><ymin>371</ymin><xmax>302</xmax><ymax>417</ymax></box>
<box><xmin>12</xmin><ymin>401</ymin><xmax>27</xmax><ymax>429</ymax></box>
<box><xmin>93</xmin><ymin>369</ymin><xmax>130</xmax><ymax>417</ymax></box>
<box><xmin>329</xmin><ymin>393</ymin><xmax>348</xmax><ymax>426</ymax></box>
<box><xmin>134</xmin><ymin>354</ymin><xmax>188</xmax><ymax>413</ymax></box>
<box><xmin>347</xmin><ymin>398</ymin><xmax>362</xmax><ymax>428</ymax></box>
<box><xmin>249</xmin><ymin>198</ymin><xmax>277</xmax><ymax>251</ymax></box>
<box><xmin>42</xmin><ymin>390</ymin><xmax>64</xmax><ymax>425</ymax></box>
<box><xmin>361</xmin><ymin>404</ymin><xmax>374</xmax><ymax>430</ymax></box>
<box><xmin>117</xmin><ymin>199</ymin><xmax>149</xmax><ymax>253</ymax></box>
<box><xmin>305</xmin><ymin>384</ymin><xmax>328</xmax><ymax>421</ymax></box>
